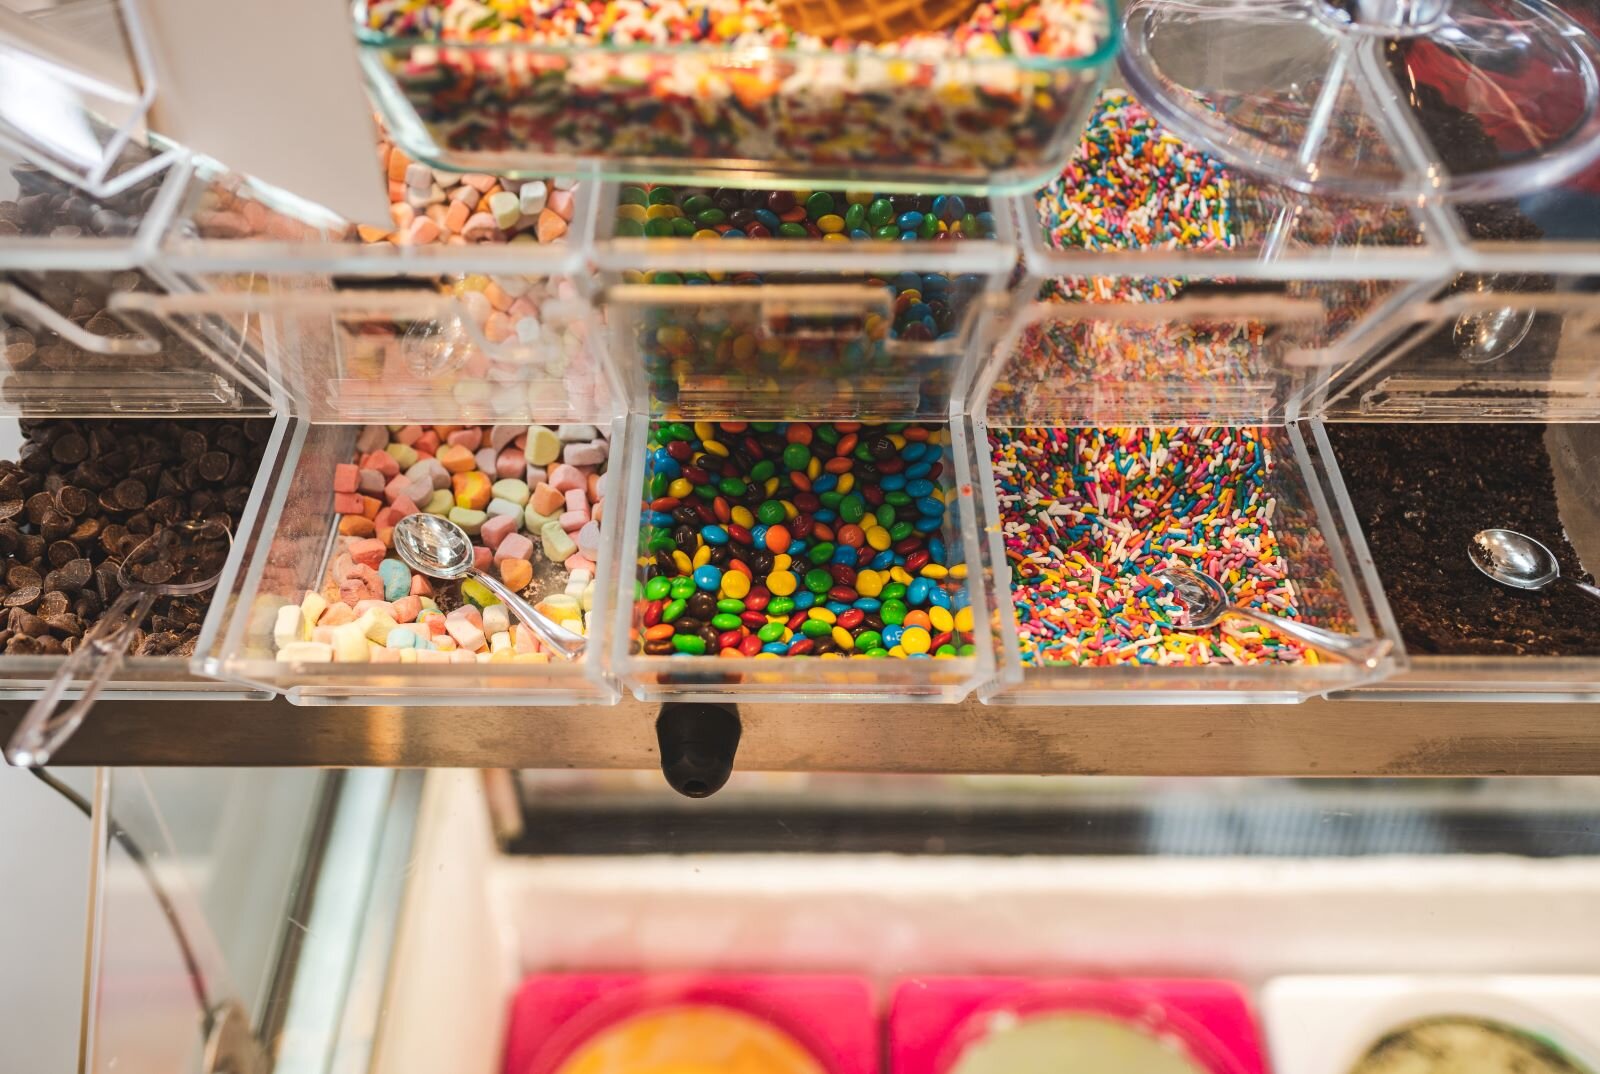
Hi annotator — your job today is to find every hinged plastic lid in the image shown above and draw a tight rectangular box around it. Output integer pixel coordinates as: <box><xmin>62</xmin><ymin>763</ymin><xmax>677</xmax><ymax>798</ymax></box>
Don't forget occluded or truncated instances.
<box><xmin>1120</xmin><ymin>0</ymin><xmax>1600</xmax><ymax>202</ymax></box>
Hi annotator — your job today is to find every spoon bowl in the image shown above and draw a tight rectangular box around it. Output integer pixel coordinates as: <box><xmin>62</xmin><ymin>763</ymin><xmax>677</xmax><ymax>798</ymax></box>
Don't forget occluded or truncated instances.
<box><xmin>391</xmin><ymin>513</ymin><xmax>587</xmax><ymax>662</ymax></box>
<box><xmin>1470</xmin><ymin>528</ymin><xmax>1560</xmax><ymax>590</ymax></box>
<box><xmin>393</xmin><ymin>511</ymin><xmax>476</xmax><ymax>580</ymax></box>
<box><xmin>1153</xmin><ymin>563</ymin><xmax>1391</xmax><ymax>667</ymax></box>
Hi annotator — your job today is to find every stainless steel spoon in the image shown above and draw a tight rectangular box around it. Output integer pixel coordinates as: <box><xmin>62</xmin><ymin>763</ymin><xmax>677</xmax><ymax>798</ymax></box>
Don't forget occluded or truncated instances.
<box><xmin>8</xmin><ymin>519</ymin><xmax>234</xmax><ymax>767</ymax></box>
<box><xmin>1154</xmin><ymin>563</ymin><xmax>1392</xmax><ymax>668</ymax></box>
<box><xmin>391</xmin><ymin>512</ymin><xmax>586</xmax><ymax>661</ymax></box>
<box><xmin>1452</xmin><ymin>274</ymin><xmax>1535</xmax><ymax>366</ymax></box>
<box><xmin>1470</xmin><ymin>528</ymin><xmax>1600</xmax><ymax>602</ymax></box>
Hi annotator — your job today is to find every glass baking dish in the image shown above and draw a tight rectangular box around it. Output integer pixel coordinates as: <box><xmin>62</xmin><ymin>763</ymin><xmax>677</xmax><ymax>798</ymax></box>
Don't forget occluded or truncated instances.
<box><xmin>0</xmin><ymin>414</ymin><xmax>292</xmax><ymax>700</ymax></box>
<box><xmin>968</xmin><ymin>294</ymin><xmax>1400</xmax><ymax>703</ymax></box>
<box><xmin>351</xmin><ymin>0</ymin><xmax>1119</xmax><ymax>194</ymax></box>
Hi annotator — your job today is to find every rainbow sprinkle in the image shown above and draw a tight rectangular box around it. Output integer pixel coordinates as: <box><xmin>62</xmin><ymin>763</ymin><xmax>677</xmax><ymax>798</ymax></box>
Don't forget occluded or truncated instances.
<box><xmin>989</xmin><ymin>426</ymin><xmax>1310</xmax><ymax>667</ymax></box>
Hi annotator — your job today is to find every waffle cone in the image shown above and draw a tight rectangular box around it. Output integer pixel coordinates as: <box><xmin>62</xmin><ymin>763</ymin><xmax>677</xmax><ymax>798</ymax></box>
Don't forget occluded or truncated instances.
<box><xmin>777</xmin><ymin>0</ymin><xmax>979</xmax><ymax>42</ymax></box>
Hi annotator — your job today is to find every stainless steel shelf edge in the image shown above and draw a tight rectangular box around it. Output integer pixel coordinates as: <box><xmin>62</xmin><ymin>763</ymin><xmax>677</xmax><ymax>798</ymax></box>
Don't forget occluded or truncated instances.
<box><xmin>7</xmin><ymin>696</ymin><xmax>1599</xmax><ymax>775</ymax></box>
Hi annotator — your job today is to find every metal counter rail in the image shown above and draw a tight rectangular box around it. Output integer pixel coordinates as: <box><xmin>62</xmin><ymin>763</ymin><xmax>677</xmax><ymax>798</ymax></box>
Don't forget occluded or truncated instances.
<box><xmin>3</xmin><ymin>698</ymin><xmax>1597</xmax><ymax>776</ymax></box>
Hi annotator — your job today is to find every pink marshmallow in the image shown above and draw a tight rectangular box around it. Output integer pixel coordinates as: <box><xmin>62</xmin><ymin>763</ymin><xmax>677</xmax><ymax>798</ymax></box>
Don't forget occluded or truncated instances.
<box><xmin>445</xmin><ymin>617</ymin><xmax>485</xmax><ymax>652</ymax></box>
<box><xmin>334</xmin><ymin>463</ymin><xmax>359</xmax><ymax>493</ymax></box>
<box><xmin>394</xmin><ymin>425</ymin><xmax>424</xmax><ymax>446</ymax></box>
<box><xmin>390</xmin><ymin>495</ymin><xmax>419</xmax><ymax>518</ymax></box>
<box><xmin>547</xmin><ymin>463</ymin><xmax>585</xmax><ymax>492</ymax></box>
<box><xmin>480</xmin><ymin>513</ymin><xmax>519</xmax><ymax>550</ymax></box>
<box><xmin>490</xmin><ymin>425</ymin><xmax>523</xmax><ymax>452</ymax></box>
<box><xmin>447</xmin><ymin>427</ymin><xmax>483</xmax><ymax>450</ymax></box>
<box><xmin>495</xmin><ymin>532</ymin><xmax>534</xmax><ymax>563</ymax></box>
<box><xmin>409</xmin><ymin>574</ymin><xmax>433</xmax><ymax>597</ymax></box>
<box><xmin>363</xmin><ymin>450</ymin><xmax>399</xmax><ymax>479</ymax></box>
<box><xmin>476</xmin><ymin>447</ymin><xmax>498</xmax><ymax>474</ymax></box>
<box><xmin>371</xmin><ymin>645</ymin><xmax>403</xmax><ymax>664</ymax></box>
<box><xmin>559</xmin><ymin>509</ymin><xmax>588</xmax><ymax>532</ymax></box>
<box><xmin>496</xmin><ymin>447</ymin><xmax>524</xmax><ymax>478</ymax></box>
<box><xmin>472</xmin><ymin>545</ymin><xmax>493</xmax><ymax>572</ymax></box>
<box><xmin>391</xmin><ymin>595</ymin><xmax>423</xmax><ymax>623</ymax></box>
<box><xmin>448</xmin><ymin>604</ymin><xmax>483</xmax><ymax>626</ymax></box>
<box><xmin>564</xmin><ymin>553</ymin><xmax>596</xmax><ymax>574</ymax></box>
<box><xmin>564</xmin><ymin>487</ymin><xmax>588</xmax><ymax>512</ymax></box>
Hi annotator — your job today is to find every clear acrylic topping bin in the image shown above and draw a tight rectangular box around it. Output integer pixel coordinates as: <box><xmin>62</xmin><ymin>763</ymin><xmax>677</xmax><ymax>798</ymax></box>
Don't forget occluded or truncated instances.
<box><xmin>969</xmin><ymin>294</ymin><xmax>1402</xmax><ymax>704</ymax></box>
<box><xmin>352</xmin><ymin>0</ymin><xmax>1119</xmax><ymax>194</ymax></box>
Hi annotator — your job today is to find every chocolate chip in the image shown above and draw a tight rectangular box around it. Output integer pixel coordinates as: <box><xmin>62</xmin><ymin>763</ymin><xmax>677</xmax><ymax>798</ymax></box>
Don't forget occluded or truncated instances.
<box><xmin>46</xmin><ymin>540</ymin><xmax>77</xmax><ymax>568</ymax></box>
<box><xmin>113</xmin><ymin>478</ymin><xmax>146</xmax><ymax>510</ymax></box>
<box><xmin>0</xmin><ymin>499</ymin><xmax>22</xmax><ymax>523</ymax></box>
<box><xmin>49</xmin><ymin>433</ymin><xmax>87</xmax><ymax>465</ymax></box>
<box><xmin>197</xmin><ymin>451</ymin><xmax>230</xmax><ymax>482</ymax></box>
<box><xmin>7</xmin><ymin>565</ymin><xmax>39</xmax><ymax>590</ymax></box>
<box><xmin>24</xmin><ymin>491</ymin><xmax>53</xmax><ymax>525</ymax></box>
<box><xmin>56</xmin><ymin>485</ymin><xmax>88</xmax><ymax>517</ymax></box>
<box><xmin>179</xmin><ymin>430</ymin><xmax>208</xmax><ymax>459</ymax></box>
<box><xmin>4</xmin><ymin>586</ymin><xmax>40</xmax><ymax>608</ymax></box>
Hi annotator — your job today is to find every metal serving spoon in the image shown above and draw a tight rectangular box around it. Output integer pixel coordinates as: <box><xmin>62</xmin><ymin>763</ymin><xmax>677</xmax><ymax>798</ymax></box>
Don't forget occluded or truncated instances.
<box><xmin>391</xmin><ymin>512</ymin><xmax>586</xmax><ymax>661</ymax></box>
<box><xmin>1451</xmin><ymin>273</ymin><xmax>1536</xmax><ymax>366</ymax></box>
<box><xmin>1470</xmin><ymin>528</ymin><xmax>1600</xmax><ymax>602</ymax></box>
<box><xmin>1154</xmin><ymin>563</ymin><xmax>1392</xmax><ymax>668</ymax></box>
<box><xmin>8</xmin><ymin>519</ymin><xmax>233</xmax><ymax>767</ymax></box>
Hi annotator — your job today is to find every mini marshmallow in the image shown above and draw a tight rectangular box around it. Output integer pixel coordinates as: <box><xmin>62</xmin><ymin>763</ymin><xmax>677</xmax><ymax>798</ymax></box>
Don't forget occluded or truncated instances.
<box><xmin>276</xmin><ymin>641</ymin><xmax>333</xmax><ymax>663</ymax></box>
<box><xmin>273</xmin><ymin>604</ymin><xmax>303</xmax><ymax>649</ymax></box>
<box><xmin>482</xmin><ymin>604</ymin><xmax>511</xmax><ymax>637</ymax></box>
<box><xmin>519</xmin><ymin>180</ymin><xmax>547</xmax><ymax>216</ymax></box>
<box><xmin>547</xmin><ymin>464</ymin><xmax>585</xmax><ymax>492</ymax></box>
<box><xmin>495</xmin><ymin>532</ymin><xmax>534</xmax><ymax>563</ymax></box>
<box><xmin>563</xmin><ymin>441</ymin><xmax>607</xmax><ymax>467</ymax></box>
<box><xmin>525</xmin><ymin>425</ymin><xmax>561</xmax><ymax>466</ymax></box>
<box><xmin>480</xmin><ymin>512</ymin><xmax>519</xmax><ymax>550</ymax></box>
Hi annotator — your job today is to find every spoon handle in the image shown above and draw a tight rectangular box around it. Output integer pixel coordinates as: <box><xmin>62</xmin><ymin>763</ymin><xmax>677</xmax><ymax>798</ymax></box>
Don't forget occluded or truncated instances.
<box><xmin>6</xmin><ymin>589</ymin><xmax>157</xmax><ymax>766</ymax></box>
<box><xmin>469</xmin><ymin>567</ymin><xmax>588</xmax><ymax>662</ymax></box>
<box><xmin>1570</xmin><ymin>579</ymin><xmax>1600</xmax><ymax>604</ymax></box>
<box><xmin>1231</xmin><ymin>605</ymin><xmax>1393</xmax><ymax>669</ymax></box>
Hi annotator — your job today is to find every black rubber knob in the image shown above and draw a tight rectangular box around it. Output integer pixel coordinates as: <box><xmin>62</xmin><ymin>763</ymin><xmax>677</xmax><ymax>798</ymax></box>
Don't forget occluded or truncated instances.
<box><xmin>656</xmin><ymin>703</ymin><xmax>741</xmax><ymax>798</ymax></box>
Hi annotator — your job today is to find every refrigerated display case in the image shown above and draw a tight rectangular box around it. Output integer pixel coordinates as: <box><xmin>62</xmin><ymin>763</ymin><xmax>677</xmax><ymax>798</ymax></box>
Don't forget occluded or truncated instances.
<box><xmin>18</xmin><ymin>766</ymin><xmax>1600</xmax><ymax>1074</ymax></box>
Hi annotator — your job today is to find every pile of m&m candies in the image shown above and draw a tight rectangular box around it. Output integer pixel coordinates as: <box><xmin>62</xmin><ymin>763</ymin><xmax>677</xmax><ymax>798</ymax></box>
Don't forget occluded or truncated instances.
<box><xmin>615</xmin><ymin>186</ymin><xmax>996</xmax><ymax>342</ymax></box>
<box><xmin>633</xmin><ymin>420</ymin><xmax>977</xmax><ymax>660</ymax></box>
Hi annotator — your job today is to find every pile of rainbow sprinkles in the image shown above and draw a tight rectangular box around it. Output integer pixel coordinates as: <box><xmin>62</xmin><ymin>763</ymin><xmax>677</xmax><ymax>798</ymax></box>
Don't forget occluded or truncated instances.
<box><xmin>989</xmin><ymin>89</ymin><xmax>1309</xmax><ymax>669</ymax></box>
<box><xmin>990</xmin><ymin>426</ymin><xmax>1309</xmax><ymax>667</ymax></box>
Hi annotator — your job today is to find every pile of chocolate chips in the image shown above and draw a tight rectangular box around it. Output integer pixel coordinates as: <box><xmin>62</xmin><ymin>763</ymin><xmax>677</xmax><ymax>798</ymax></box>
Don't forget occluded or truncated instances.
<box><xmin>1</xmin><ymin>160</ymin><xmax>214</xmax><ymax>376</ymax></box>
<box><xmin>0</xmin><ymin>419</ymin><xmax>273</xmax><ymax>657</ymax></box>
